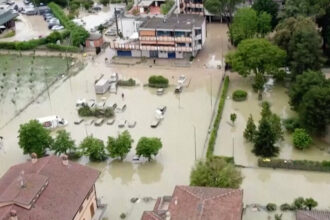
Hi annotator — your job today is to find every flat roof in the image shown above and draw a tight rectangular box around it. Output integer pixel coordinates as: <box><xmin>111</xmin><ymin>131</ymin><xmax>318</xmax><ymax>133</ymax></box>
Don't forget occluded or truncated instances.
<box><xmin>139</xmin><ymin>14</ymin><xmax>204</xmax><ymax>30</ymax></box>
<box><xmin>0</xmin><ymin>9</ymin><xmax>18</xmax><ymax>26</ymax></box>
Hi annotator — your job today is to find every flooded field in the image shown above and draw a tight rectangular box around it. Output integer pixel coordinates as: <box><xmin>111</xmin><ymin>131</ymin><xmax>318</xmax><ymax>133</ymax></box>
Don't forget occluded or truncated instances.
<box><xmin>214</xmin><ymin>73</ymin><xmax>330</xmax><ymax>211</ymax></box>
<box><xmin>0</xmin><ymin>54</ymin><xmax>78</xmax><ymax>128</ymax></box>
<box><xmin>0</xmin><ymin>24</ymin><xmax>226</xmax><ymax>219</ymax></box>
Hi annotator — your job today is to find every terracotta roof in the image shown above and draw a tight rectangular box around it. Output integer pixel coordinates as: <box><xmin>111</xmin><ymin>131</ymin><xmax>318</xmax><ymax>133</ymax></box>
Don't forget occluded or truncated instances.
<box><xmin>0</xmin><ymin>156</ymin><xmax>99</xmax><ymax>220</ymax></box>
<box><xmin>141</xmin><ymin>186</ymin><xmax>243</xmax><ymax>220</ymax></box>
<box><xmin>296</xmin><ymin>210</ymin><xmax>330</xmax><ymax>220</ymax></box>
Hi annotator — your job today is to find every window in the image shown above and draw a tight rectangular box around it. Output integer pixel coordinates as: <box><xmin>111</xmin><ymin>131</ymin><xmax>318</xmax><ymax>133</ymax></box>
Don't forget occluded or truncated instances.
<box><xmin>90</xmin><ymin>204</ymin><xmax>95</xmax><ymax>217</ymax></box>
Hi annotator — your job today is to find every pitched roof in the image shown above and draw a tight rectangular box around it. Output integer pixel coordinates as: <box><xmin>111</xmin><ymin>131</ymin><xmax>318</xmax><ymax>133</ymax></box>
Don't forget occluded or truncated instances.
<box><xmin>0</xmin><ymin>156</ymin><xmax>99</xmax><ymax>220</ymax></box>
<box><xmin>141</xmin><ymin>186</ymin><xmax>243</xmax><ymax>220</ymax></box>
<box><xmin>296</xmin><ymin>210</ymin><xmax>330</xmax><ymax>220</ymax></box>
<box><xmin>0</xmin><ymin>9</ymin><xmax>18</xmax><ymax>26</ymax></box>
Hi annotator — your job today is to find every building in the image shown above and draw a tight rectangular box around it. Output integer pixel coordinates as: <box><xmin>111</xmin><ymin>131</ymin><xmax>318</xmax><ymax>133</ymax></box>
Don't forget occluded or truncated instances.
<box><xmin>141</xmin><ymin>186</ymin><xmax>243</xmax><ymax>220</ymax></box>
<box><xmin>86</xmin><ymin>33</ymin><xmax>104</xmax><ymax>54</ymax></box>
<box><xmin>296</xmin><ymin>210</ymin><xmax>330</xmax><ymax>220</ymax></box>
<box><xmin>110</xmin><ymin>14</ymin><xmax>206</xmax><ymax>59</ymax></box>
<box><xmin>178</xmin><ymin>0</ymin><xmax>204</xmax><ymax>15</ymax></box>
<box><xmin>0</xmin><ymin>155</ymin><xmax>106</xmax><ymax>220</ymax></box>
<box><xmin>0</xmin><ymin>9</ymin><xmax>18</xmax><ymax>31</ymax></box>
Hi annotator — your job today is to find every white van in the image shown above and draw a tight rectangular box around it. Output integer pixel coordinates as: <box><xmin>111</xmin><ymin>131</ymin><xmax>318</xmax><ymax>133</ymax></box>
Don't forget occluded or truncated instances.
<box><xmin>37</xmin><ymin>116</ymin><xmax>68</xmax><ymax>129</ymax></box>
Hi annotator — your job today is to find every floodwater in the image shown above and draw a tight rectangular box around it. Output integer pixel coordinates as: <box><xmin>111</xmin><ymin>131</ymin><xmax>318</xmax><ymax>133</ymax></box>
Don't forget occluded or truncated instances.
<box><xmin>0</xmin><ymin>24</ymin><xmax>226</xmax><ymax>219</ymax></box>
<box><xmin>214</xmin><ymin>73</ymin><xmax>330</xmax><ymax>212</ymax></box>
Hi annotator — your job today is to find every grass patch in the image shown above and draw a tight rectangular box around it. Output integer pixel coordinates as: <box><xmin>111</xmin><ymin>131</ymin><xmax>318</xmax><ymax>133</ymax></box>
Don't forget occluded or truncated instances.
<box><xmin>161</xmin><ymin>0</ymin><xmax>174</xmax><ymax>15</ymax></box>
<box><xmin>206</xmin><ymin>76</ymin><xmax>230</xmax><ymax>158</ymax></box>
<box><xmin>0</xmin><ymin>30</ymin><xmax>15</xmax><ymax>39</ymax></box>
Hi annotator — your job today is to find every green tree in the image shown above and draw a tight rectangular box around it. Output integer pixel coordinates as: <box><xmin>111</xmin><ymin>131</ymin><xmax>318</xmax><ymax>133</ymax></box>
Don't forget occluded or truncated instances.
<box><xmin>107</xmin><ymin>130</ymin><xmax>133</xmax><ymax>160</ymax></box>
<box><xmin>100</xmin><ymin>0</ymin><xmax>110</xmax><ymax>6</ymax></box>
<box><xmin>203</xmin><ymin>0</ymin><xmax>243</xmax><ymax>21</ymax></box>
<box><xmin>304</xmin><ymin>198</ymin><xmax>318</xmax><ymax>210</ymax></box>
<box><xmin>260</xmin><ymin>102</ymin><xmax>284</xmax><ymax>142</ymax></box>
<box><xmin>226</xmin><ymin>38</ymin><xmax>286</xmax><ymax>98</ymax></box>
<box><xmin>190</xmin><ymin>157</ymin><xmax>242</xmax><ymax>188</ymax></box>
<box><xmin>18</xmin><ymin>120</ymin><xmax>53</xmax><ymax>157</ymax></box>
<box><xmin>252</xmin><ymin>0</ymin><xmax>279</xmax><ymax>28</ymax></box>
<box><xmin>273</xmin><ymin>17</ymin><xmax>324</xmax><ymax>77</ymax></box>
<box><xmin>299</xmin><ymin>86</ymin><xmax>330</xmax><ymax>135</ymax></box>
<box><xmin>289</xmin><ymin>71</ymin><xmax>327</xmax><ymax>110</ymax></box>
<box><xmin>293</xmin><ymin>128</ymin><xmax>312</xmax><ymax>150</ymax></box>
<box><xmin>293</xmin><ymin>197</ymin><xmax>305</xmax><ymax>209</ymax></box>
<box><xmin>136</xmin><ymin>137</ymin><xmax>162</xmax><ymax>161</ymax></box>
<box><xmin>230</xmin><ymin>113</ymin><xmax>237</xmax><ymax>125</ymax></box>
<box><xmin>80</xmin><ymin>136</ymin><xmax>107</xmax><ymax>161</ymax></box>
<box><xmin>52</xmin><ymin>130</ymin><xmax>76</xmax><ymax>155</ymax></box>
<box><xmin>253</xmin><ymin>118</ymin><xmax>279</xmax><ymax>157</ymax></box>
<box><xmin>257</xmin><ymin>12</ymin><xmax>272</xmax><ymax>37</ymax></box>
<box><xmin>244</xmin><ymin>114</ymin><xmax>257</xmax><ymax>142</ymax></box>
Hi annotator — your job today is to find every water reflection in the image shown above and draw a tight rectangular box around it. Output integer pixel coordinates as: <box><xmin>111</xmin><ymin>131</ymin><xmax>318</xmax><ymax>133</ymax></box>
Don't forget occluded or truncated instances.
<box><xmin>108</xmin><ymin>160</ymin><xmax>134</xmax><ymax>185</ymax></box>
<box><xmin>136</xmin><ymin>161</ymin><xmax>164</xmax><ymax>184</ymax></box>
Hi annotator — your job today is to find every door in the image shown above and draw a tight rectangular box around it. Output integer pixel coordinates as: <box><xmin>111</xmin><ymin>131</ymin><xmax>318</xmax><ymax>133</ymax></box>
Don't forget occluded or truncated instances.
<box><xmin>90</xmin><ymin>203</ymin><xmax>95</xmax><ymax>218</ymax></box>
<box><xmin>150</xmin><ymin>51</ymin><xmax>158</xmax><ymax>58</ymax></box>
<box><xmin>168</xmin><ymin>52</ymin><xmax>176</xmax><ymax>59</ymax></box>
<box><xmin>117</xmin><ymin>50</ymin><xmax>132</xmax><ymax>56</ymax></box>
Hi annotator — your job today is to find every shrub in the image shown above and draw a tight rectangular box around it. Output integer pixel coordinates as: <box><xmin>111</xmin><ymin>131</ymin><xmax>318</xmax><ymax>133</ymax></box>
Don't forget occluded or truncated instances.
<box><xmin>293</xmin><ymin>197</ymin><xmax>305</xmax><ymax>210</ymax></box>
<box><xmin>160</xmin><ymin>0</ymin><xmax>174</xmax><ymax>14</ymax></box>
<box><xmin>266</xmin><ymin>203</ymin><xmax>277</xmax><ymax>211</ymax></box>
<box><xmin>280</xmin><ymin>203</ymin><xmax>291</xmax><ymax>211</ymax></box>
<box><xmin>46</xmin><ymin>43</ymin><xmax>81</xmax><ymax>52</ymax></box>
<box><xmin>77</xmin><ymin>106</ymin><xmax>114</xmax><ymax>118</ymax></box>
<box><xmin>148</xmin><ymin>75</ymin><xmax>169</xmax><ymax>88</ymax></box>
<box><xmin>118</xmin><ymin>78</ymin><xmax>136</xmax><ymax>86</ymax></box>
<box><xmin>207</xmin><ymin>76</ymin><xmax>229</xmax><ymax>157</ymax></box>
<box><xmin>232</xmin><ymin>89</ymin><xmax>247</xmax><ymax>101</ymax></box>
<box><xmin>293</xmin><ymin>128</ymin><xmax>312</xmax><ymax>150</ymax></box>
<box><xmin>283</xmin><ymin>117</ymin><xmax>301</xmax><ymax>133</ymax></box>
<box><xmin>104</xmin><ymin>107</ymin><xmax>114</xmax><ymax>118</ymax></box>
<box><xmin>78</xmin><ymin>106</ymin><xmax>93</xmax><ymax>117</ymax></box>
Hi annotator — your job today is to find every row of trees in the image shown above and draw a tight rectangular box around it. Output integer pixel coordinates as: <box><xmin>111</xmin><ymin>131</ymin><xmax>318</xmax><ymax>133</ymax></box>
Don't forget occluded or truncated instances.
<box><xmin>18</xmin><ymin>120</ymin><xmax>162</xmax><ymax>162</ymax></box>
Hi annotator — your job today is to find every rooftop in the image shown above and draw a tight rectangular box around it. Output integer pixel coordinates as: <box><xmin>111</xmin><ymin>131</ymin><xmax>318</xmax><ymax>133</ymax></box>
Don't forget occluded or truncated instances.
<box><xmin>0</xmin><ymin>155</ymin><xmax>100</xmax><ymax>220</ymax></box>
<box><xmin>296</xmin><ymin>210</ymin><xmax>330</xmax><ymax>220</ymax></box>
<box><xmin>141</xmin><ymin>185</ymin><xmax>243</xmax><ymax>220</ymax></box>
<box><xmin>139</xmin><ymin>14</ymin><xmax>204</xmax><ymax>30</ymax></box>
<box><xmin>0</xmin><ymin>9</ymin><xmax>18</xmax><ymax>26</ymax></box>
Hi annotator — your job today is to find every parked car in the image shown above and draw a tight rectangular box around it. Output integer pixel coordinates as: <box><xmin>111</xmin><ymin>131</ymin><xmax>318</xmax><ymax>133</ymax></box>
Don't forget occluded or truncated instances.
<box><xmin>23</xmin><ymin>0</ymin><xmax>30</xmax><ymax>5</ymax></box>
<box><xmin>178</xmin><ymin>75</ymin><xmax>186</xmax><ymax>85</ymax></box>
<box><xmin>116</xmin><ymin>104</ymin><xmax>126</xmax><ymax>112</ymax></box>
<box><xmin>24</xmin><ymin>9</ymin><xmax>36</xmax><ymax>15</ymax></box>
<box><xmin>94</xmin><ymin>118</ymin><xmax>105</xmax><ymax>126</ymax></box>
<box><xmin>6</xmin><ymin>0</ymin><xmax>15</xmax><ymax>6</ymax></box>
<box><xmin>157</xmin><ymin>88</ymin><xmax>164</xmax><ymax>95</ymax></box>
<box><xmin>106</xmin><ymin>118</ymin><xmax>115</xmax><ymax>125</ymax></box>
<box><xmin>157</xmin><ymin>105</ymin><xmax>167</xmax><ymax>115</ymax></box>
<box><xmin>87</xmin><ymin>99</ymin><xmax>96</xmax><ymax>108</ymax></box>
<box><xmin>74</xmin><ymin>118</ymin><xmax>84</xmax><ymax>125</ymax></box>
<box><xmin>151</xmin><ymin>119</ymin><xmax>161</xmax><ymax>128</ymax></box>
<box><xmin>118</xmin><ymin>120</ymin><xmax>126</xmax><ymax>128</ymax></box>
<box><xmin>51</xmin><ymin>25</ymin><xmax>64</xmax><ymax>30</ymax></box>
<box><xmin>128</xmin><ymin>121</ymin><xmax>136</xmax><ymax>128</ymax></box>
<box><xmin>105</xmin><ymin>30</ymin><xmax>116</xmax><ymax>36</ymax></box>
<box><xmin>175</xmin><ymin>85</ymin><xmax>183</xmax><ymax>93</ymax></box>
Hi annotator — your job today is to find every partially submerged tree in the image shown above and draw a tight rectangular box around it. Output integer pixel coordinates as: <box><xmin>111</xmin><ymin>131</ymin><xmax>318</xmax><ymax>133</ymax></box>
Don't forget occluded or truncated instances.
<box><xmin>18</xmin><ymin>120</ymin><xmax>53</xmax><ymax>157</ymax></box>
<box><xmin>293</xmin><ymin>128</ymin><xmax>312</xmax><ymax>150</ymax></box>
<box><xmin>52</xmin><ymin>130</ymin><xmax>76</xmax><ymax>155</ymax></box>
<box><xmin>252</xmin><ymin>0</ymin><xmax>279</xmax><ymax>28</ymax></box>
<box><xmin>203</xmin><ymin>0</ymin><xmax>243</xmax><ymax>22</ymax></box>
<box><xmin>230</xmin><ymin>113</ymin><xmax>237</xmax><ymax>125</ymax></box>
<box><xmin>190</xmin><ymin>157</ymin><xmax>242</xmax><ymax>188</ymax></box>
<box><xmin>80</xmin><ymin>136</ymin><xmax>107</xmax><ymax>161</ymax></box>
<box><xmin>226</xmin><ymin>38</ymin><xmax>286</xmax><ymax>98</ymax></box>
<box><xmin>107</xmin><ymin>130</ymin><xmax>133</xmax><ymax>160</ymax></box>
<box><xmin>136</xmin><ymin>137</ymin><xmax>162</xmax><ymax>161</ymax></box>
<box><xmin>244</xmin><ymin>114</ymin><xmax>257</xmax><ymax>142</ymax></box>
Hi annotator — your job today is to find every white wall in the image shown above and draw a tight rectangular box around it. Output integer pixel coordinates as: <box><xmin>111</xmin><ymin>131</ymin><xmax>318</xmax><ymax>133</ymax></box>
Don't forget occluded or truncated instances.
<box><xmin>118</xmin><ymin>18</ymin><xmax>144</xmax><ymax>39</ymax></box>
<box><xmin>132</xmin><ymin>50</ymin><xmax>142</xmax><ymax>57</ymax></box>
<box><xmin>158</xmin><ymin>51</ymin><xmax>168</xmax><ymax>58</ymax></box>
<box><xmin>141</xmin><ymin>50</ymin><xmax>150</xmax><ymax>57</ymax></box>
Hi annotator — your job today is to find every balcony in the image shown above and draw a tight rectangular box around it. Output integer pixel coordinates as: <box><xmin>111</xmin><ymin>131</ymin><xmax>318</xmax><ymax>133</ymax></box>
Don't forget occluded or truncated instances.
<box><xmin>139</xmin><ymin>36</ymin><xmax>192</xmax><ymax>43</ymax></box>
<box><xmin>110</xmin><ymin>41</ymin><xmax>140</xmax><ymax>50</ymax></box>
<box><xmin>186</xmin><ymin>2</ymin><xmax>203</xmax><ymax>8</ymax></box>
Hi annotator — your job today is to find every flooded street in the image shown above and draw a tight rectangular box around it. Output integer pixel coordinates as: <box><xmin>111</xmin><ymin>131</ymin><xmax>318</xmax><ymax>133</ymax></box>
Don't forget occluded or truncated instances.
<box><xmin>214</xmin><ymin>73</ymin><xmax>330</xmax><ymax>211</ymax></box>
<box><xmin>0</xmin><ymin>24</ymin><xmax>226</xmax><ymax>219</ymax></box>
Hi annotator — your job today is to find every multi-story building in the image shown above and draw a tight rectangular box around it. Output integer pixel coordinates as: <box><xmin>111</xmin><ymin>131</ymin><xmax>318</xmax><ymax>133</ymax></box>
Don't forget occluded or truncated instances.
<box><xmin>0</xmin><ymin>155</ymin><xmax>106</xmax><ymax>220</ymax></box>
<box><xmin>110</xmin><ymin>14</ymin><xmax>206</xmax><ymax>59</ymax></box>
<box><xmin>178</xmin><ymin>0</ymin><xmax>204</xmax><ymax>15</ymax></box>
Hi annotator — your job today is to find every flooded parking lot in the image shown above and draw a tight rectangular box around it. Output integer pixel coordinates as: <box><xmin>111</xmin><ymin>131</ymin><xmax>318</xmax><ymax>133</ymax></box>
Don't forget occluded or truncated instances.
<box><xmin>0</xmin><ymin>24</ymin><xmax>226</xmax><ymax>219</ymax></box>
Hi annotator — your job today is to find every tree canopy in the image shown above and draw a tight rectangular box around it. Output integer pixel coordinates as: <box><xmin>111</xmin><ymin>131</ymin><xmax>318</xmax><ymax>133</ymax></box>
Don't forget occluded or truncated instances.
<box><xmin>80</xmin><ymin>136</ymin><xmax>107</xmax><ymax>161</ymax></box>
<box><xmin>51</xmin><ymin>130</ymin><xmax>76</xmax><ymax>155</ymax></box>
<box><xmin>136</xmin><ymin>137</ymin><xmax>162</xmax><ymax>161</ymax></box>
<box><xmin>190</xmin><ymin>157</ymin><xmax>242</xmax><ymax>188</ymax></box>
<box><xmin>18</xmin><ymin>120</ymin><xmax>53</xmax><ymax>157</ymax></box>
<box><xmin>229</xmin><ymin>8</ymin><xmax>272</xmax><ymax>46</ymax></box>
<box><xmin>107</xmin><ymin>130</ymin><xmax>133</xmax><ymax>160</ymax></box>
<box><xmin>203</xmin><ymin>0</ymin><xmax>243</xmax><ymax>20</ymax></box>
<box><xmin>252</xmin><ymin>0</ymin><xmax>279</xmax><ymax>28</ymax></box>
<box><xmin>273</xmin><ymin>17</ymin><xmax>324</xmax><ymax>77</ymax></box>
<box><xmin>226</xmin><ymin>38</ymin><xmax>286</xmax><ymax>96</ymax></box>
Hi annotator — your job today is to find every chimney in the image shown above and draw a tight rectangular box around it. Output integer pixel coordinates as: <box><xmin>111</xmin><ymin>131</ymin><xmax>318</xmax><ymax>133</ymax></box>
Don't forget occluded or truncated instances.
<box><xmin>31</xmin><ymin>153</ymin><xmax>37</xmax><ymax>164</ymax></box>
<box><xmin>10</xmin><ymin>209</ymin><xmax>18</xmax><ymax>220</ymax></box>
<box><xmin>165</xmin><ymin>211</ymin><xmax>171</xmax><ymax>220</ymax></box>
<box><xmin>61</xmin><ymin>155</ymin><xmax>69</xmax><ymax>166</ymax></box>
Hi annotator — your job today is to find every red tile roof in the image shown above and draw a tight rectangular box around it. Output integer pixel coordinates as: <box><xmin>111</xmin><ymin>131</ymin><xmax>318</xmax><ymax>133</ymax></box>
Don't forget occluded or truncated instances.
<box><xmin>296</xmin><ymin>210</ymin><xmax>330</xmax><ymax>220</ymax></box>
<box><xmin>0</xmin><ymin>156</ymin><xmax>99</xmax><ymax>220</ymax></box>
<box><xmin>141</xmin><ymin>186</ymin><xmax>243</xmax><ymax>220</ymax></box>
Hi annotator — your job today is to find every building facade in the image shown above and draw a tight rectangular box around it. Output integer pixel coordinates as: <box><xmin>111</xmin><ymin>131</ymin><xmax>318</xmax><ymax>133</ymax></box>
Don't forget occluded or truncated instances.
<box><xmin>110</xmin><ymin>14</ymin><xmax>206</xmax><ymax>59</ymax></box>
<box><xmin>0</xmin><ymin>9</ymin><xmax>18</xmax><ymax>30</ymax></box>
<box><xmin>178</xmin><ymin>0</ymin><xmax>204</xmax><ymax>15</ymax></box>
<box><xmin>0</xmin><ymin>155</ymin><xmax>106</xmax><ymax>220</ymax></box>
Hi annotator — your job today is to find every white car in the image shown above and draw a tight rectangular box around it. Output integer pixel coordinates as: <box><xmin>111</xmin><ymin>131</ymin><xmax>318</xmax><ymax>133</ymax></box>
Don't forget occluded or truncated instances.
<box><xmin>178</xmin><ymin>75</ymin><xmax>186</xmax><ymax>85</ymax></box>
<box><xmin>51</xmin><ymin>25</ymin><xmax>64</xmax><ymax>30</ymax></box>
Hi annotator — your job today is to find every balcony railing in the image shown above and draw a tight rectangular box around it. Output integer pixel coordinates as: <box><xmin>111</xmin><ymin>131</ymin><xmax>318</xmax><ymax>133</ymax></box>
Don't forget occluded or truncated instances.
<box><xmin>186</xmin><ymin>2</ymin><xmax>203</xmax><ymax>8</ymax></box>
<box><xmin>139</xmin><ymin>36</ymin><xmax>192</xmax><ymax>43</ymax></box>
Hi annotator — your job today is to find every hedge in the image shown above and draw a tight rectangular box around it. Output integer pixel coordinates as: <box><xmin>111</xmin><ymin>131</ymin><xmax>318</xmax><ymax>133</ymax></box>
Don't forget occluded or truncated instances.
<box><xmin>206</xmin><ymin>76</ymin><xmax>230</xmax><ymax>158</ymax></box>
<box><xmin>118</xmin><ymin>78</ymin><xmax>136</xmax><ymax>86</ymax></box>
<box><xmin>78</xmin><ymin>106</ymin><xmax>114</xmax><ymax>118</ymax></box>
<box><xmin>48</xmin><ymin>2</ymin><xmax>89</xmax><ymax>47</ymax></box>
<box><xmin>258</xmin><ymin>158</ymin><xmax>330</xmax><ymax>172</ymax></box>
<box><xmin>232</xmin><ymin>89</ymin><xmax>247</xmax><ymax>101</ymax></box>
<box><xmin>148</xmin><ymin>75</ymin><xmax>169</xmax><ymax>88</ymax></box>
<box><xmin>46</xmin><ymin>43</ymin><xmax>80</xmax><ymax>52</ymax></box>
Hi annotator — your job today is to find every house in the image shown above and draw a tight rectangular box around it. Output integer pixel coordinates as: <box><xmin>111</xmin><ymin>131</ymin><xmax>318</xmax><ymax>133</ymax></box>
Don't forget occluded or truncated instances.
<box><xmin>0</xmin><ymin>154</ymin><xmax>106</xmax><ymax>220</ymax></box>
<box><xmin>86</xmin><ymin>33</ymin><xmax>104</xmax><ymax>54</ymax></box>
<box><xmin>141</xmin><ymin>185</ymin><xmax>243</xmax><ymax>220</ymax></box>
<box><xmin>296</xmin><ymin>210</ymin><xmax>330</xmax><ymax>220</ymax></box>
<box><xmin>0</xmin><ymin>9</ymin><xmax>18</xmax><ymax>31</ymax></box>
<box><xmin>110</xmin><ymin>14</ymin><xmax>206</xmax><ymax>59</ymax></box>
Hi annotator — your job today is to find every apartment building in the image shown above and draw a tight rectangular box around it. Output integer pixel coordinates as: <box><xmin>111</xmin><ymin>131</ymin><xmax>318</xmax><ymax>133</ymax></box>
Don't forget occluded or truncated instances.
<box><xmin>110</xmin><ymin>14</ymin><xmax>206</xmax><ymax>59</ymax></box>
<box><xmin>0</xmin><ymin>155</ymin><xmax>106</xmax><ymax>220</ymax></box>
<box><xmin>178</xmin><ymin>0</ymin><xmax>204</xmax><ymax>15</ymax></box>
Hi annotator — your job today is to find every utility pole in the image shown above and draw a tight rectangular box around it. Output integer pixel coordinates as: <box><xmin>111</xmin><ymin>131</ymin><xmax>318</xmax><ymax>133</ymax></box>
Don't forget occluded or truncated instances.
<box><xmin>114</xmin><ymin>8</ymin><xmax>119</xmax><ymax>36</ymax></box>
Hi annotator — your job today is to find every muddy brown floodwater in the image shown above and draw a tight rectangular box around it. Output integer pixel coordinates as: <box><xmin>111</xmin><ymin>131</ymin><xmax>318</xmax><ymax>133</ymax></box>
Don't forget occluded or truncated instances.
<box><xmin>0</xmin><ymin>24</ymin><xmax>227</xmax><ymax>219</ymax></box>
<box><xmin>214</xmin><ymin>73</ymin><xmax>330</xmax><ymax>214</ymax></box>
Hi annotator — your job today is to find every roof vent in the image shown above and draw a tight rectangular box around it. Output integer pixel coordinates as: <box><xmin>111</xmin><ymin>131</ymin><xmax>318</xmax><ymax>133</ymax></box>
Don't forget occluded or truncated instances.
<box><xmin>31</xmin><ymin>153</ymin><xmax>37</xmax><ymax>164</ymax></box>
<box><xmin>61</xmin><ymin>155</ymin><xmax>69</xmax><ymax>166</ymax></box>
<box><xmin>18</xmin><ymin>171</ymin><xmax>25</xmax><ymax>188</ymax></box>
<box><xmin>10</xmin><ymin>209</ymin><xmax>18</xmax><ymax>220</ymax></box>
